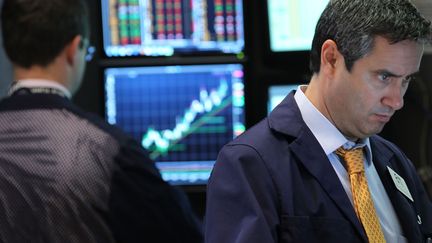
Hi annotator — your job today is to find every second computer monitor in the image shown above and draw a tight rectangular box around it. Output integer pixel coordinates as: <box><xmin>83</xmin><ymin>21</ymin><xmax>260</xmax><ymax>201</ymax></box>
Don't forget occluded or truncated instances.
<box><xmin>104</xmin><ymin>63</ymin><xmax>245</xmax><ymax>185</ymax></box>
<box><xmin>267</xmin><ymin>0</ymin><xmax>329</xmax><ymax>52</ymax></box>
<box><xmin>101</xmin><ymin>0</ymin><xmax>245</xmax><ymax>57</ymax></box>
<box><xmin>268</xmin><ymin>84</ymin><xmax>299</xmax><ymax>113</ymax></box>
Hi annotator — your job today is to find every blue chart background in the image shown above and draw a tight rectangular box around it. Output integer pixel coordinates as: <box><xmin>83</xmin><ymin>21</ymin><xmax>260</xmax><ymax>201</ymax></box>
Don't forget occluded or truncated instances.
<box><xmin>108</xmin><ymin>65</ymin><xmax>243</xmax><ymax>163</ymax></box>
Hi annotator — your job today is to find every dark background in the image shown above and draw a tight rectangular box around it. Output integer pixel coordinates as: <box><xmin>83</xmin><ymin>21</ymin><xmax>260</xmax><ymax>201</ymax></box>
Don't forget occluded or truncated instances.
<box><xmin>1</xmin><ymin>0</ymin><xmax>431</xmax><ymax>219</ymax></box>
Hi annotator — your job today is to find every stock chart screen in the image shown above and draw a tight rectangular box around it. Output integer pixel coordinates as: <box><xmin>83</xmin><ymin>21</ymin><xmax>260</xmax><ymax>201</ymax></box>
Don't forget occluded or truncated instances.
<box><xmin>104</xmin><ymin>64</ymin><xmax>245</xmax><ymax>185</ymax></box>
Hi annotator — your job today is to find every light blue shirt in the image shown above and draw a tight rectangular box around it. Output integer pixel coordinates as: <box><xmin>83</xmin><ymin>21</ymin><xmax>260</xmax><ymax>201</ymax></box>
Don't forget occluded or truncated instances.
<box><xmin>294</xmin><ymin>85</ymin><xmax>407</xmax><ymax>243</ymax></box>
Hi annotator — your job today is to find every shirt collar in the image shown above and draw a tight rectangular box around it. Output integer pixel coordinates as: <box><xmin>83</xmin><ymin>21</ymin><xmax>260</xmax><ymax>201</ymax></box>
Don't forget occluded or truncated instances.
<box><xmin>294</xmin><ymin>85</ymin><xmax>372</xmax><ymax>164</ymax></box>
<box><xmin>9</xmin><ymin>79</ymin><xmax>71</xmax><ymax>99</ymax></box>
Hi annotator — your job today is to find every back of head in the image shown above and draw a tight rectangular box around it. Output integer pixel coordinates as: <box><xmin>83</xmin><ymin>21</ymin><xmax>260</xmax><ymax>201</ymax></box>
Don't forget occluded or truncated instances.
<box><xmin>1</xmin><ymin>0</ymin><xmax>89</xmax><ymax>68</ymax></box>
<box><xmin>310</xmin><ymin>0</ymin><xmax>432</xmax><ymax>73</ymax></box>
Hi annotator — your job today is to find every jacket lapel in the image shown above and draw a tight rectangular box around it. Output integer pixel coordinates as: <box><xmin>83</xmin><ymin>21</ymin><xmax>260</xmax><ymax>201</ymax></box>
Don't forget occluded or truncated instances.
<box><xmin>290</xmin><ymin>129</ymin><xmax>367</xmax><ymax>242</ymax></box>
<box><xmin>370</xmin><ymin>138</ymin><xmax>422</xmax><ymax>242</ymax></box>
<box><xmin>268</xmin><ymin>93</ymin><xmax>368</xmax><ymax>242</ymax></box>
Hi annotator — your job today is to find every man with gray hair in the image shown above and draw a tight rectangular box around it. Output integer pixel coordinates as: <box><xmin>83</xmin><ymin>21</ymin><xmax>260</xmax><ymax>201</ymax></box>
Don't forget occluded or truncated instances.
<box><xmin>206</xmin><ymin>0</ymin><xmax>432</xmax><ymax>242</ymax></box>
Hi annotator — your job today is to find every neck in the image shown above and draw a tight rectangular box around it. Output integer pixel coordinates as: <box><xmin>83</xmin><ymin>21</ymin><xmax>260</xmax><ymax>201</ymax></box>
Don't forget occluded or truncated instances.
<box><xmin>305</xmin><ymin>74</ymin><xmax>329</xmax><ymax>118</ymax></box>
<box><xmin>13</xmin><ymin>60</ymin><xmax>70</xmax><ymax>91</ymax></box>
<box><xmin>305</xmin><ymin>74</ymin><xmax>346</xmax><ymax>136</ymax></box>
<box><xmin>15</xmin><ymin>67</ymin><xmax>57</xmax><ymax>81</ymax></box>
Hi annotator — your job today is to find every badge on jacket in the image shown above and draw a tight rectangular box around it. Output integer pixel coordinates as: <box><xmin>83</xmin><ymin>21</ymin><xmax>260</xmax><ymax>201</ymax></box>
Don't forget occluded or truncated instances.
<box><xmin>387</xmin><ymin>166</ymin><xmax>414</xmax><ymax>202</ymax></box>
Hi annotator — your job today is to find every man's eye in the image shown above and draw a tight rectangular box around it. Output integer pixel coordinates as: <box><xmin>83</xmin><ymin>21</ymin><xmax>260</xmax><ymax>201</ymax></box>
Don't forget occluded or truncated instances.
<box><xmin>402</xmin><ymin>76</ymin><xmax>414</xmax><ymax>87</ymax></box>
<box><xmin>404</xmin><ymin>76</ymin><xmax>415</xmax><ymax>83</ymax></box>
<box><xmin>378</xmin><ymin>73</ymin><xmax>390</xmax><ymax>81</ymax></box>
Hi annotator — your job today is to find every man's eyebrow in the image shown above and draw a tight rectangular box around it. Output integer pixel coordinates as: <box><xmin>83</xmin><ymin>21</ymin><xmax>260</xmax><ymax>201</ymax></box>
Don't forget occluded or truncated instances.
<box><xmin>374</xmin><ymin>69</ymin><xmax>420</xmax><ymax>78</ymax></box>
<box><xmin>374</xmin><ymin>69</ymin><xmax>402</xmax><ymax>78</ymax></box>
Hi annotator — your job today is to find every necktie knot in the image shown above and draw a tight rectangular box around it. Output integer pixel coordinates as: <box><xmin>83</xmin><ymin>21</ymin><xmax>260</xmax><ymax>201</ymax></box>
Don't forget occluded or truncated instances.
<box><xmin>336</xmin><ymin>147</ymin><xmax>365</xmax><ymax>174</ymax></box>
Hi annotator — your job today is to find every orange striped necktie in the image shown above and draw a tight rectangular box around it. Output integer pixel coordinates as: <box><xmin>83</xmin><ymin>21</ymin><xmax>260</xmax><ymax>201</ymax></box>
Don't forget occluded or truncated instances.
<box><xmin>336</xmin><ymin>147</ymin><xmax>386</xmax><ymax>243</ymax></box>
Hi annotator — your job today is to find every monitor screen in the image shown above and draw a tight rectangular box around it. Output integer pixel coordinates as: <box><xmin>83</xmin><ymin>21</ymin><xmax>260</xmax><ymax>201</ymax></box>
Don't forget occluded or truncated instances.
<box><xmin>104</xmin><ymin>64</ymin><xmax>246</xmax><ymax>185</ymax></box>
<box><xmin>268</xmin><ymin>84</ymin><xmax>298</xmax><ymax>113</ymax></box>
<box><xmin>267</xmin><ymin>0</ymin><xmax>329</xmax><ymax>52</ymax></box>
<box><xmin>101</xmin><ymin>0</ymin><xmax>245</xmax><ymax>57</ymax></box>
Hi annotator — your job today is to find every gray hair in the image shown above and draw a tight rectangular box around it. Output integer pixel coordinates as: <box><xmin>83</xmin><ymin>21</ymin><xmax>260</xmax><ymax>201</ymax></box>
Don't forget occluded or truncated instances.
<box><xmin>310</xmin><ymin>0</ymin><xmax>432</xmax><ymax>73</ymax></box>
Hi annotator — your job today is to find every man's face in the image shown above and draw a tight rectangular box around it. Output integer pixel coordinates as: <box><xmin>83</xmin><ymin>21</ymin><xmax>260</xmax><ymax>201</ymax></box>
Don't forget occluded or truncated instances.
<box><xmin>327</xmin><ymin>36</ymin><xmax>424</xmax><ymax>140</ymax></box>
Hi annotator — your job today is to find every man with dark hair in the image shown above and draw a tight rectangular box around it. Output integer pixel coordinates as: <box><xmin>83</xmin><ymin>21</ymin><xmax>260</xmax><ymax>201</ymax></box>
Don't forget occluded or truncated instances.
<box><xmin>0</xmin><ymin>0</ymin><xmax>203</xmax><ymax>242</ymax></box>
<box><xmin>206</xmin><ymin>0</ymin><xmax>432</xmax><ymax>242</ymax></box>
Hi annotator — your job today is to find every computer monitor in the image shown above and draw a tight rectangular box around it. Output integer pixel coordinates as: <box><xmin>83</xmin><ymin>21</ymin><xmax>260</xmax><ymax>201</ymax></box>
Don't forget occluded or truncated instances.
<box><xmin>101</xmin><ymin>0</ymin><xmax>245</xmax><ymax>57</ymax></box>
<box><xmin>267</xmin><ymin>0</ymin><xmax>329</xmax><ymax>52</ymax></box>
<box><xmin>104</xmin><ymin>64</ymin><xmax>246</xmax><ymax>185</ymax></box>
<box><xmin>268</xmin><ymin>84</ymin><xmax>298</xmax><ymax>113</ymax></box>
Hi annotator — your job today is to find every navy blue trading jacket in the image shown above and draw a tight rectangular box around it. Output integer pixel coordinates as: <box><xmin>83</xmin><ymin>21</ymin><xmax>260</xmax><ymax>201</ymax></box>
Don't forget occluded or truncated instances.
<box><xmin>205</xmin><ymin>92</ymin><xmax>432</xmax><ymax>243</ymax></box>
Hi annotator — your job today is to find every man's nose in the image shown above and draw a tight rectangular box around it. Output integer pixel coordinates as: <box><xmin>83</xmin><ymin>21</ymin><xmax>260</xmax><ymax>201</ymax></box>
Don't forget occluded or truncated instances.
<box><xmin>382</xmin><ymin>82</ymin><xmax>405</xmax><ymax>111</ymax></box>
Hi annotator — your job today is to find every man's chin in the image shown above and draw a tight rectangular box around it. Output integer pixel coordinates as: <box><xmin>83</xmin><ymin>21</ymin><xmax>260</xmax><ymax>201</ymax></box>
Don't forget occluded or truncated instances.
<box><xmin>366</xmin><ymin>125</ymin><xmax>386</xmax><ymax>137</ymax></box>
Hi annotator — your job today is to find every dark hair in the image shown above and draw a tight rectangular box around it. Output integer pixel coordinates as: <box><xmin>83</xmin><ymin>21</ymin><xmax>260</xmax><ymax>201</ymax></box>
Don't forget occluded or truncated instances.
<box><xmin>1</xmin><ymin>0</ymin><xmax>90</xmax><ymax>68</ymax></box>
<box><xmin>310</xmin><ymin>0</ymin><xmax>432</xmax><ymax>73</ymax></box>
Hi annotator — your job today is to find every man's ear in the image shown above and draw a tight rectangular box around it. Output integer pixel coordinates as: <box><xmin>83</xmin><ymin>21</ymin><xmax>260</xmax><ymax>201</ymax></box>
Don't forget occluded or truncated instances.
<box><xmin>320</xmin><ymin>39</ymin><xmax>343</xmax><ymax>76</ymax></box>
<box><xmin>65</xmin><ymin>35</ymin><xmax>82</xmax><ymax>66</ymax></box>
